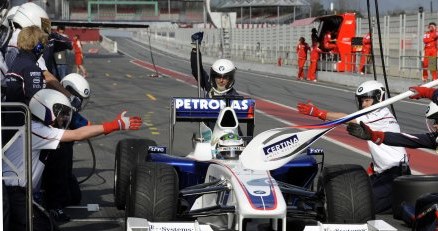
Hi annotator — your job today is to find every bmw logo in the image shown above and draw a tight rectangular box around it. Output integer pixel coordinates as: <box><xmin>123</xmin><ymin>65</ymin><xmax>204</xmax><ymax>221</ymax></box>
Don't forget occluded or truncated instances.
<box><xmin>219</xmin><ymin>66</ymin><xmax>225</xmax><ymax>71</ymax></box>
<box><xmin>358</xmin><ymin>87</ymin><xmax>363</xmax><ymax>93</ymax></box>
<box><xmin>84</xmin><ymin>89</ymin><xmax>90</xmax><ymax>96</ymax></box>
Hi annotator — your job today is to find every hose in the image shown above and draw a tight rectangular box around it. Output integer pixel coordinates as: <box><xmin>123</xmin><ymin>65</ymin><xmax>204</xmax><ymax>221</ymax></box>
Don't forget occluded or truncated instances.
<box><xmin>78</xmin><ymin>139</ymin><xmax>96</xmax><ymax>184</ymax></box>
<box><xmin>146</xmin><ymin>27</ymin><xmax>160</xmax><ymax>78</ymax></box>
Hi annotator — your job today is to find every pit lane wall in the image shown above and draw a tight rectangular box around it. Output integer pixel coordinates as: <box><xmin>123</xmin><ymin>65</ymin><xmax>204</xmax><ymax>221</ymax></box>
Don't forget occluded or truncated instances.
<box><xmin>128</xmin><ymin>29</ymin><xmax>422</xmax><ymax>95</ymax></box>
<box><xmin>136</xmin><ymin>11</ymin><xmax>437</xmax><ymax>81</ymax></box>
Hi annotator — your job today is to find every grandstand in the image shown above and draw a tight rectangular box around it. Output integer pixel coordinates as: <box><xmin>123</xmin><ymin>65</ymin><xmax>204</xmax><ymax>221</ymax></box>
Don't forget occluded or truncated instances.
<box><xmin>52</xmin><ymin>0</ymin><xmax>311</xmax><ymax>25</ymax></box>
<box><xmin>60</xmin><ymin>0</ymin><xmax>204</xmax><ymax>23</ymax></box>
<box><xmin>218</xmin><ymin>0</ymin><xmax>311</xmax><ymax>25</ymax></box>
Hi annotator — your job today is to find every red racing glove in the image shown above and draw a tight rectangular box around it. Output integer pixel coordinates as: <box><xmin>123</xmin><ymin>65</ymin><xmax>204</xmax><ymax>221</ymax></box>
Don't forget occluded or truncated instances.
<box><xmin>102</xmin><ymin>111</ymin><xmax>142</xmax><ymax>135</ymax></box>
<box><xmin>409</xmin><ymin>86</ymin><xmax>436</xmax><ymax>100</ymax></box>
<box><xmin>347</xmin><ymin>121</ymin><xmax>384</xmax><ymax>145</ymax></box>
<box><xmin>297</xmin><ymin>102</ymin><xmax>327</xmax><ymax>120</ymax></box>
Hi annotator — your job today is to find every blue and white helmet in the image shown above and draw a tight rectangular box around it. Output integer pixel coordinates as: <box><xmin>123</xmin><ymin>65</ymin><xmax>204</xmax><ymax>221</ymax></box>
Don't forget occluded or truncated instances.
<box><xmin>61</xmin><ymin>73</ymin><xmax>91</xmax><ymax>111</ymax></box>
<box><xmin>29</xmin><ymin>89</ymin><xmax>73</xmax><ymax>129</ymax></box>
<box><xmin>355</xmin><ymin>80</ymin><xmax>385</xmax><ymax>110</ymax></box>
<box><xmin>12</xmin><ymin>2</ymin><xmax>50</xmax><ymax>33</ymax></box>
<box><xmin>209</xmin><ymin>59</ymin><xmax>236</xmax><ymax>95</ymax></box>
<box><xmin>425</xmin><ymin>102</ymin><xmax>438</xmax><ymax>133</ymax></box>
<box><xmin>0</xmin><ymin>0</ymin><xmax>13</xmax><ymax>47</ymax></box>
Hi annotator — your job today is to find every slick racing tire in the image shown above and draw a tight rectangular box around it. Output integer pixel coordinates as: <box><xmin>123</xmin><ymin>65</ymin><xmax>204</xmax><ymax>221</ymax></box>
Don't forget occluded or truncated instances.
<box><xmin>392</xmin><ymin>175</ymin><xmax>438</xmax><ymax>219</ymax></box>
<box><xmin>321</xmin><ymin>164</ymin><xmax>375</xmax><ymax>223</ymax></box>
<box><xmin>126</xmin><ymin>162</ymin><xmax>178</xmax><ymax>221</ymax></box>
<box><xmin>114</xmin><ymin>139</ymin><xmax>157</xmax><ymax>210</ymax></box>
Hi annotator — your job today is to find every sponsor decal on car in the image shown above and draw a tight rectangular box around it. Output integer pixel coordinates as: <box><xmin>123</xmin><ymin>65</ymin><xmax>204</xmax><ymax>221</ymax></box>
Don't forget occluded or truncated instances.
<box><xmin>262</xmin><ymin>135</ymin><xmax>299</xmax><ymax>160</ymax></box>
<box><xmin>173</xmin><ymin>98</ymin><xmax>255</xmax><ymax>119</ymax></box>
<box><xmin>148</xmin><ymin>146</ymin><xmax>167</xmax><ymax>153</ymax></box>
<box><xmin>174</xmin><ymin>98</ymin><xmax>249</xmax><ymax>110</ymax></box>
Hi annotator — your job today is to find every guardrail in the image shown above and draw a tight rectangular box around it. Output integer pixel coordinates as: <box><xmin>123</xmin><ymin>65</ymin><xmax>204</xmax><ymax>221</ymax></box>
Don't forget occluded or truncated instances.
<box><xmin>1</xmin><ymin>103</ymin><xmax>33</xmax><ymax>231</ymax></box>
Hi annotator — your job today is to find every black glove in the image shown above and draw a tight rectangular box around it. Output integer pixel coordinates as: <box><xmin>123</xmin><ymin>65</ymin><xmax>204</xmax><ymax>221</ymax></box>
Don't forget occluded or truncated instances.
<box><xmin>69</xmin><ymin>95</ymin><xmax>82</xmax><ymax>112</ymax></box>
<box><xmin>347</xmin><ymin>121</ymin><xmax>385</xmax><ymax>144</ymax></box>
<box><xmin>191</xmin><ymin>32</ymin><xmax>204</xmax><ymax>44</ymax></box>
<box><xmin>347</xmin><ymin>122</ymin><xmax>371</xmax><ymax>140</ymax></box>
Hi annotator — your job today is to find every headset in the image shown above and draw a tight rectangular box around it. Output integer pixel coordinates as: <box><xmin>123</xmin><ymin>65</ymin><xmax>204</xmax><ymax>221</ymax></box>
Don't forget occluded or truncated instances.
<box><xmin>32</xmin><ymin>42</ymin><xmax>44</xmax><ymax>56</ymax></box>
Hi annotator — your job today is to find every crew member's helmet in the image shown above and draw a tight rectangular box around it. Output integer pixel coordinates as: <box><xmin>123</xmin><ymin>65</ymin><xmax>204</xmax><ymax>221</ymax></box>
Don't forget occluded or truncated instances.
<box><xmin>355</xmin><ymin>80</ymin><xmax>386</xmax><ymax>110</ymax></box>
<box><xmin>216</xmin><ymin>132</ymin><xmax>245</xmax><ymax>159</ymax></box>
<box><xmin>209</xmin><ymin>59</ymin><xmax>236</xmax><ymax>95</ymax></box>
<box><xmin>0</xmin><ymin>2</ymin><xmax>15</xmax><ymax>47</ymax></box>
<box><xmin>425</xmin><ymin>102</ymin><xmax>438</xmax><ymax>133</ymax></box>
<box><xmin>0</xmin><ymin>0</ymin><xmax>9</xmax><ymax>24</ymax></box>
<box><xmin>12</xmin><ymin>2</ymin><xmax>50</xmax><ymax>33</ymax></box>
<box><xmin>61</xmin><ymin>73</ymin><xmax>91</xmax><ymax>111</ymax></box>
<box><xmin>29</xmin><ymin>89</ymin><xmax>73</xmax><ymax>129</ymax></box>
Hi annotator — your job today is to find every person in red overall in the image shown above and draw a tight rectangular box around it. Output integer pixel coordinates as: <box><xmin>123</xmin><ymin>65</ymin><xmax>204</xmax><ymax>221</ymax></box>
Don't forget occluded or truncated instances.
<box><xmin>359</xmin><ymin>32</ymin><xmax>371</xmax><ymax>75</ymax></box>
<box><xmin>72</xmin><ymin>34</ymin><xmax>88</xmax><ymax>77</ymax></box>
<box><xmin>423</xmin><ymin>22</ymin><xmax>437</xmax><ymax>82</ymax></box>
<box><xmin>296</xmin><ymin>37</ymin><xmax>310</xmax><ymax>80</ymax></box>
<box><xmin>307</xmin><ymin>41</ymin><xmax>322</xmax><ymax>82</ymax></box>
<box><xmin>323</xmin><ymin>30</ymin><xmax>338</xmax><ymax>54</ymax></box>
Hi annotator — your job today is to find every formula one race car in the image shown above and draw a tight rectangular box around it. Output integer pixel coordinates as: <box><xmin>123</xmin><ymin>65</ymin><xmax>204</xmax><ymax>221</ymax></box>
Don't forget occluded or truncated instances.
<box><xmin>114</xmin><ymin>97</ymin><xmax>375</xmax><ymax>231</ymax></box>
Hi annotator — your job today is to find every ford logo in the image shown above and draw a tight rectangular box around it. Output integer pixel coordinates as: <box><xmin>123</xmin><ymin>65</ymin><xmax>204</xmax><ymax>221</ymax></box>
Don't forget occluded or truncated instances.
<box><xmin>253</xmin><ymin>190</ymin><xmax>266</xmax><ymax>195</ymax></box>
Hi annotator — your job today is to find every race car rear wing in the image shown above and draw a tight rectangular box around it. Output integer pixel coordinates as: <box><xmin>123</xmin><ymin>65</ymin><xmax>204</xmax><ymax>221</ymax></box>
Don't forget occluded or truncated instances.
<box><xmin>169</xmin><ymin>97</ymin><xmax>255</xmax><ymax>155</ymax></box>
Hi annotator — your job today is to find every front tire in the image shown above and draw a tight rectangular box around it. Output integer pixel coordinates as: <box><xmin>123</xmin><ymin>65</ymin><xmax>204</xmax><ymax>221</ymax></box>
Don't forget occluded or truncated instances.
<box><xmin>126</xmin><ymin>162</ymin><xmax>178</xmax><ymax>221</ymax></box>
<box><xmin>114</xmin><ymin>139</ymin><xmax>156</xmax><ymax>210</ymax></box>
<box><xmin>321</xmin><ymin>164</ymin><xmax>375</xmax><ymax>223</ymax></box>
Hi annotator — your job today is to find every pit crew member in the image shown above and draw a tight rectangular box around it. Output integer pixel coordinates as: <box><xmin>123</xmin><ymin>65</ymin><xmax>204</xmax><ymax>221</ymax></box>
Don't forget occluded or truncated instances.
<box><xmin>347</xmin><ymin>86</ymin><xmax>438</xmax><ymax>149</ymax></box>
<box><xmin>5</xmin><ymin>2</ymin><xmax>81</xmax><ymax>109</ymax></box>
<box><xmin>2</xmin><ymin>88</ymin><xmax>142</xmax><ymax>231</ymax></box>
<box><xmin>297</xmin><ymin>80</ymin><xmax>410</xmax><ymax>214</ymax></box>
<box><xmin>296</xmin><ymin>37</ymin><xmax>310</xmax><ymax>80</ymax></box>
<box><xmin>190</xmin><ymin>32</ymin><xmax>239</xmax><ymax>98</ymax></box>
<box><xmin>41</xmin><ymin>73</ymin><xmax>91</xmax><ymax>221</ymax></box>
<box><xmin>422</xmin><ymin>22</ymin><xmax>437</xmax><ymax>82</ymax></box>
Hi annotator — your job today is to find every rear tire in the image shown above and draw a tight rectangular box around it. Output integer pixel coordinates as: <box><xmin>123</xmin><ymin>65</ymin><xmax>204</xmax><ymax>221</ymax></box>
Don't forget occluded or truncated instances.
<box><xmin>114</xmin><ymin>139</ymin><xmax>156</xmax><ymax>210</ymax></box>
<box><xmin>322</xmin><ymin>164</ymin><xmax>375</xmax><ymax>223</ymax></box>
<box><xmin>392</xmin><ymin>175</ymin><xmax>438</xmax><ymax>219</ymax></box>
<box><xmin>126</xmin><ymin>162</ymin><xmax>178</xmax><ymax>221</ymax></box>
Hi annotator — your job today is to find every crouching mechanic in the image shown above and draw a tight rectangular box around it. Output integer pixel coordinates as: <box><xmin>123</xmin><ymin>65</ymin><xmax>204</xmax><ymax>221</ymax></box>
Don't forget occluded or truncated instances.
<box><xmin>2</xmin><ymin>89</ymin><xmax>142</xmax><ymax>231</ymax></box>
<box><xmin>41</xmin><ymin>73</ymin><xmax>91</xmax><ymax>221</ymax></box>
<box><xmin>348</xmin><ymin>86</ymin><xmax>438</xmax><ymax>150</ymax></box>
<box><xmin>297</xmin><ymin>80</ymin><xmax>410</xmax><ymax>214</ymax></box>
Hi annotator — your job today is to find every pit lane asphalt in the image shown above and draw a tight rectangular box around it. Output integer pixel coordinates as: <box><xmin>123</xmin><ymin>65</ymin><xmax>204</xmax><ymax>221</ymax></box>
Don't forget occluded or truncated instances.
<box><xmin>57</xmin><ymin>37</ymin><xmax>424</xmax><ymax>230</ymax></box>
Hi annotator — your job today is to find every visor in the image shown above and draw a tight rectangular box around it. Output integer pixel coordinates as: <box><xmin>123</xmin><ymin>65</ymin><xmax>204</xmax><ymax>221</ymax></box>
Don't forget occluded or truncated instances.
<box><xmin>425</xmin><ymin>118</ymin><xmax>438</xmax><ymax>133</ymax></box>
<box><xmin>210</xmin><ymin>69</ymin><xmax>235</xmax><ymax>80</ymax></box>
<box><xmin>53</xmin><ymin>103</ymin><xmax>73</xmax><ymax>129</ymax></box>
<box><xmin>80</xmin><ymin>97</ymin><xmax>89</xmax><ymax>111</ymax></box>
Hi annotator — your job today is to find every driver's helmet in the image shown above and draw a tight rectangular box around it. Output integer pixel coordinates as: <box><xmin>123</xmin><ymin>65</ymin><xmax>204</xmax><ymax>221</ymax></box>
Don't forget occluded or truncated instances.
<box><xmin>216</xmin><ymin>132</ymin><xmax>245</xmax><ymax>159</ymax></box>
<box><xmin>12</xmin><ymin>2</ymin><xmax>50</xmax><ymax>33</ymax></box>
<box><xmin>425</xmin><ymin>102</ymin><xmax>438</xmax><ymax>133</ymax></box>
<box><xmin>355</xmin><ymin>80</ymin><xmax>386</xmax><ymax>110</ymax></box>
<box><xmin>209</xmin><ymin>59</ymin><xmax>236</xmax><ymax>95</ymax></box>
<box><xmin>29</xmin><ymin>89</ymin><xmax>73</xmax><ymax>129</ymax></box>
<box><xmin>61</xmin><ymin>73</ymin><xmax>91</xmax><ymax>111</ymax></box>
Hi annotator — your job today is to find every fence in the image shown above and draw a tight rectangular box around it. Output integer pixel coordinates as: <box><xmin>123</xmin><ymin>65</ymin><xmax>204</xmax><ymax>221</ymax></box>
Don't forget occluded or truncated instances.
<box><xmin>138</xmin><ymin>11</ymin><xmax>438</xmax><ymax>79</ymax></box>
